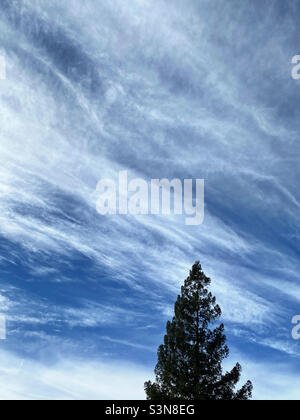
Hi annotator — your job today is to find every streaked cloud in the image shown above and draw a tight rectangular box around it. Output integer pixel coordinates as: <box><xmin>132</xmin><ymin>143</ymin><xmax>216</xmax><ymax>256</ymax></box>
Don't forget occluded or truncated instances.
<box><xmin>0</xmin><ymin>0</ymin><xmax>299</xmax><ymax>399</ymax></box>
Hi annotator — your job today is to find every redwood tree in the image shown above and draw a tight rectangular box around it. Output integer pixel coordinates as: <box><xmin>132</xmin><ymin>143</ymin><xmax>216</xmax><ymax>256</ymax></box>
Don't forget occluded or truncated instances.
<box><xmin>145</xmin><ymin>262</ymin><xmax>253</xmax><ymax>400</ymax></box>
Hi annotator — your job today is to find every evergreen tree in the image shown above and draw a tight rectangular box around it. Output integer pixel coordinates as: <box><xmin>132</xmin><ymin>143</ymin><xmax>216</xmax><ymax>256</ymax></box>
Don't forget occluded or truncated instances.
<box><xmin>145</xmin><ymin>262</ymin><xmax>253</xmax><ymax>400</ymax></box>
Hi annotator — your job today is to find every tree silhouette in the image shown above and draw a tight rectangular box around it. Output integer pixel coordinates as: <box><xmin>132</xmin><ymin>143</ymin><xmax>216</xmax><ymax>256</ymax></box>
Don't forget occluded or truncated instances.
<box><xmin>145</xmin><ymin>262</ymin><xmax>253</xmax><ymax>400</ymax></box>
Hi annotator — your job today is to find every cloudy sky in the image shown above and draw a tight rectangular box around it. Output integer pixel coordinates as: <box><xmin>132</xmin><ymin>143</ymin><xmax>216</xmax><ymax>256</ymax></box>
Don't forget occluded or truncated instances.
<box><xmin>0</xmin><ymin>0</ymin><xmax>300</xmax><ymax>400</ymax></box>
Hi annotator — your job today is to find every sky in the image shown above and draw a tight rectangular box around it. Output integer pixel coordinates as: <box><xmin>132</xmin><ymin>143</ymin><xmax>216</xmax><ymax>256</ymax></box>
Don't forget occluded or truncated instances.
<box><xmin>0</xmin><ymin>0</ymin><xmax>300</xmax><ymax>400</ymax></box>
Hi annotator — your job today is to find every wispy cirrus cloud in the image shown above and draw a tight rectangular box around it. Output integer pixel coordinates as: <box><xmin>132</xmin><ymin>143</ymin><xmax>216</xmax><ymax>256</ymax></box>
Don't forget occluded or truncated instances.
<box><xmin>0</xmin><ymin>0</ymin><xmax>299</xmax><ymax>399</ymax></box>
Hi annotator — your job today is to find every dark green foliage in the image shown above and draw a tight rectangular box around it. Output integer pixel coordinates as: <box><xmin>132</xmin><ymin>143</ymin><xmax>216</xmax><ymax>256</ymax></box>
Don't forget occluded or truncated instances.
<box><xmin>145</xmin><ymin>262</ymin><xmax>253</xmax><ymax>400</ymax></box>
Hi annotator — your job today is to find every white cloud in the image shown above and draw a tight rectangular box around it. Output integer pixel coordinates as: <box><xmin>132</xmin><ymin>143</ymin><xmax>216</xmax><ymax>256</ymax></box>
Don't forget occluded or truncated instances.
<box><xmin>0</xmin><ymin>349</ymin><xmax>152</xmax><ymax>400</ymax></box>
<box><xmin>0</xmin><ymin>0</ymin><xmax>299</xmax><ymax>400</ymax></box>
<box><xmin>0</xmin><ymin>347</ymin><xmax>299</xmax><ymax>400</ymax></box>
<box><xmin>225</xmin><ymin>351</ymin><xmax>300</xmax><ymax>401</ymax></box>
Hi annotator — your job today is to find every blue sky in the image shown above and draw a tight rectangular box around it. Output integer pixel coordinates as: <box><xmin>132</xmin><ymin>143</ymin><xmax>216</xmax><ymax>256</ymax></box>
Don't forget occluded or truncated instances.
<box><xmin>0</xmin><ymin>0</ymin><xmax>300</xmax><ymax>399</ymax></box>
